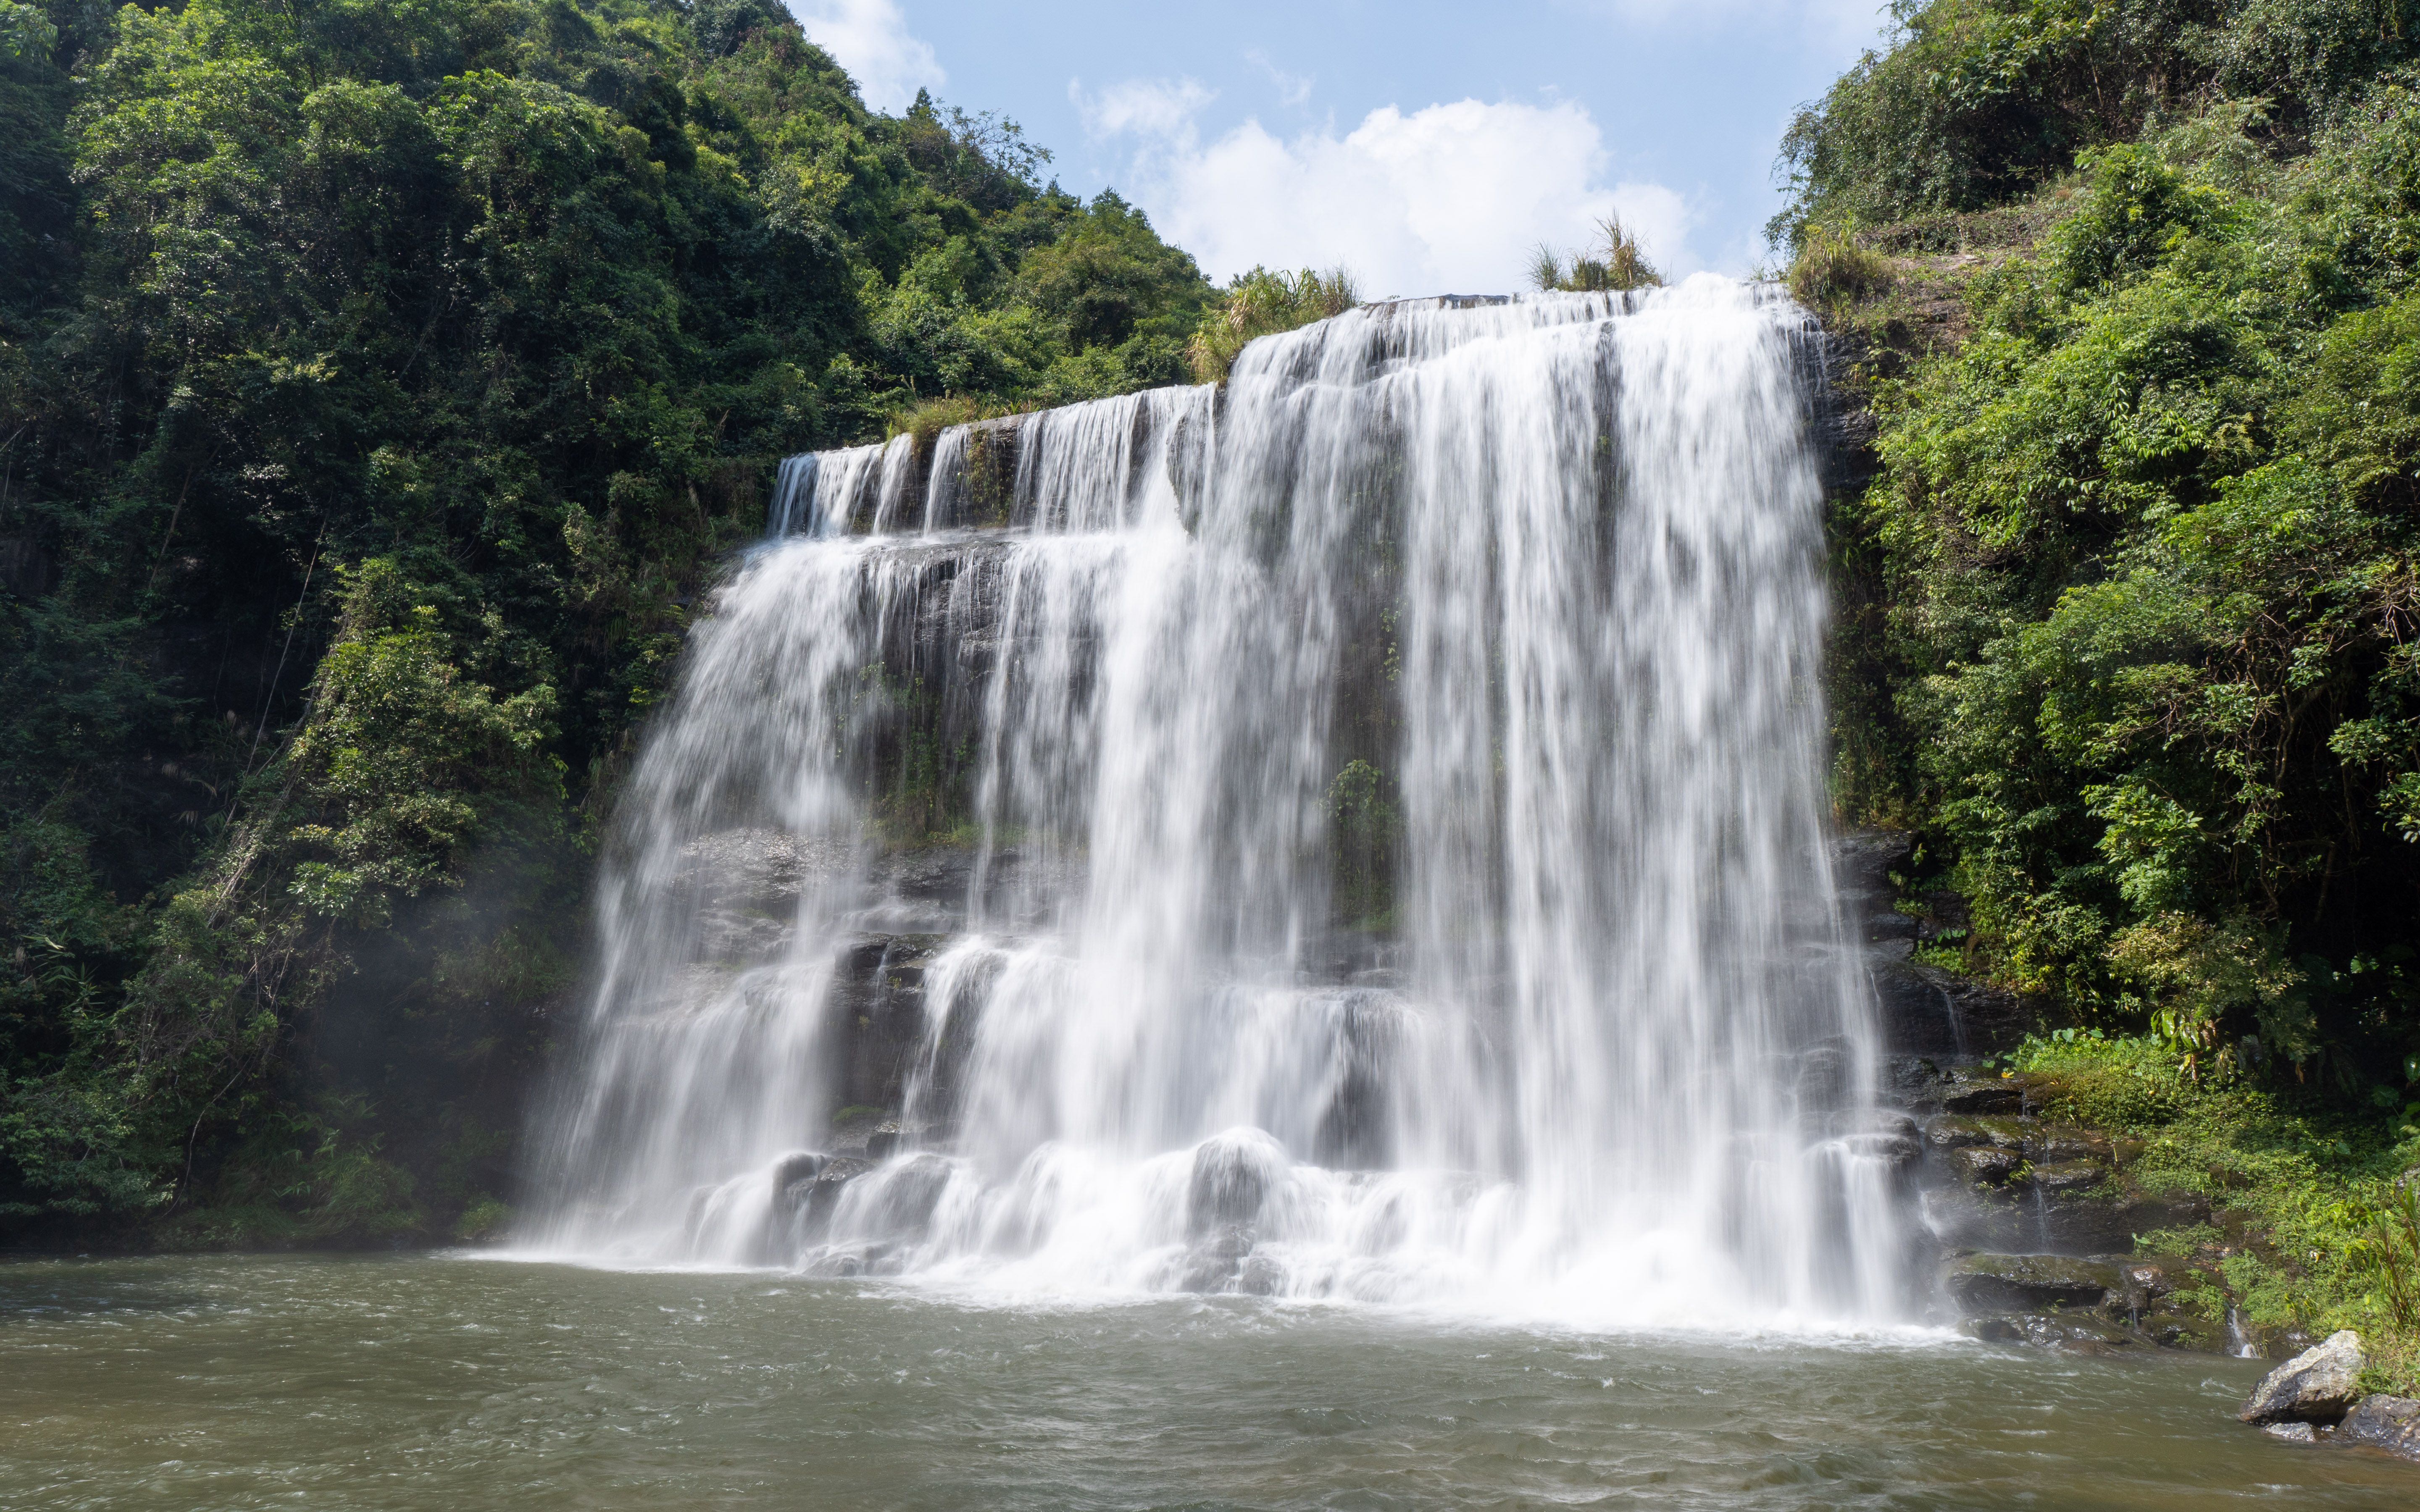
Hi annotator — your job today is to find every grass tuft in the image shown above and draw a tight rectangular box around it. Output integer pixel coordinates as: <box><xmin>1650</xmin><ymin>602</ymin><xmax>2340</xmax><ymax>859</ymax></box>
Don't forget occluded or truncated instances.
<box><xmin>1531</xmin><ymin>216</ymin><xmax>1663</xmax><ymax>294</ymax></box>
<box><xmin>1787</xmin><ymin>222</ymin><xmax>1896</xmax><ymax>307</ymax></box>
<box><xmin>1185</xmin><ymin>266</ymin><xmax>1360</xmax><ymax>384</ymax></box>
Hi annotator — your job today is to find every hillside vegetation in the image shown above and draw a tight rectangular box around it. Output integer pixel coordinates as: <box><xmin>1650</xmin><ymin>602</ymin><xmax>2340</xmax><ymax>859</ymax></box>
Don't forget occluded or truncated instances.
<box><xmin>0</xmin><ymin>0</ymin><xmax>1263</xmax><ymax>1246</ymax></box>
<box><xmin>1788</xmin><ymin>0</ymin><xmax>2420</xmax><ymax>1365</ymax></box>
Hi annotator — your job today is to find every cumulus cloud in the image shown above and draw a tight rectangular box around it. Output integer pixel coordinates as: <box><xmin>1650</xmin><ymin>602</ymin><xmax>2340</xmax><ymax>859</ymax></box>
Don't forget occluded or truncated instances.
<box><xmin>785</xmin><ymin>0</ymin><xmax>943</xmax><ymax>114</ymax></box>
<box><xmin>1081</xmin><ymin>87</ymin><xmax>1697</xmax><ymax>300</ymax></box>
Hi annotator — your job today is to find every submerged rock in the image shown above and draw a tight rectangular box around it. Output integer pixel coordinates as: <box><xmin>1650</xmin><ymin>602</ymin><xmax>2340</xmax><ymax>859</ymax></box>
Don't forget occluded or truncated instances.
<box><xmin>2262</xmin><ymin>1421</ymin><xmax>2320</xmax><ymax>1443</ymax></box>
<box><xmin>1960</xmin><ymin>1309</ymin><xmax>2137</xmax><ymax>1352</ymax></box>
<box><xmin>2238</xmin><ymin>1330</ymin><xmax>2366</xmax><ymax>1425</ymax></box>
<box><xmin>2338</xmin><ymin>1395</ymin><xmax>2420</xmax><ymax>1459</ymax></box>
<box><xmin>770</xmin><ymin>1153</ymin><xmax>871</xmax><ymax>1249</ymax></box>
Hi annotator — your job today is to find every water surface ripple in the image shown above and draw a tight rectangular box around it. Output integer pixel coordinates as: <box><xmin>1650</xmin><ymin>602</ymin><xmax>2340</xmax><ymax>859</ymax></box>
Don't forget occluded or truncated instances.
<box><xmin>3</xmin><ymin>1254</ymin><xmax>2411</xmax><ymax>1509</ymax></box>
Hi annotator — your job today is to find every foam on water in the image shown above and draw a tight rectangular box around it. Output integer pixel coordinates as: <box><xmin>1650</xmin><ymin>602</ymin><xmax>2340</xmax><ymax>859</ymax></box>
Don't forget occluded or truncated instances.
<box><xmin>520</xmin><ymin>276</ymin><xmax>1913</xmax><ymax>1327</ymax></box>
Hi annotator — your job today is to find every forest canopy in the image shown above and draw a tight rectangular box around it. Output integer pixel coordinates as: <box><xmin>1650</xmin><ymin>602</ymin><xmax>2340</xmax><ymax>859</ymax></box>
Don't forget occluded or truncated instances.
<box><xmin>1798</xmin><ymin>0</ymin><xmax>2420</xmax><ymax>1097</ymax></box>
<box><xmin>0</xmin><ymin>0</ymin><xmax>1229</xmax><ymax>1242</ymax></box>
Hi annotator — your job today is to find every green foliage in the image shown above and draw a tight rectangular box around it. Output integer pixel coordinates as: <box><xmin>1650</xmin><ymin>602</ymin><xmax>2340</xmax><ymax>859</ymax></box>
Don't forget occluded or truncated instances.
<box><xmin>1186</xmin><ymin>266</ymin><xmax>1360</xmax><ymax>383</ymax></box>
<box><xmin>2009</xmin><ymin>1029</ymin><xmax>2420</xmax><ymax>1378</ymax></box>
<box><xmin>1328</xmin><ymin>759</ymin><xmax>1399</xmax><ymax>930</ymax></box>
<box><xmin>284</xmin><ymin>562</ymin><xmax>563</xmax><ymax>925</ymax></box>
<box><xmin>1772</xmin><ymin>0</ymin><xmax>2420</xmax><ymax>249</ymax></box>
<box><xmin>1788</xmin><ymin>223</ymin><xmax>1898</xmax><ymax>310</ymax></box>
<box><xmin>1857</xmin><ymin>94</ymin><xmax>2420</xmax><ymax>1082</ymax></box>
<box><xmin>0</xmin><ymin>0</ymin><xmax>1216</xmax><ymax>1244</ymax></box>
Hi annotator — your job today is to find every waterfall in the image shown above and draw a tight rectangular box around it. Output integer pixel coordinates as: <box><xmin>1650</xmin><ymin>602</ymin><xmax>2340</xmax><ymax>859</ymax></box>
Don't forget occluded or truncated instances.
<box><xmin>520</xmin><ymin>276</ymin><xmax>1910</xmax><ymax>1326</ymax></box>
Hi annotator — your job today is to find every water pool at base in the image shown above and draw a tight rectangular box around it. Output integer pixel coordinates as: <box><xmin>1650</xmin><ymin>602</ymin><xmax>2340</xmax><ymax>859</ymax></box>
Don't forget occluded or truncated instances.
<box><xmin>3</xmin><ymin>1253</ymin><xmax>2413</xmax><ymax>1510</ymax></box>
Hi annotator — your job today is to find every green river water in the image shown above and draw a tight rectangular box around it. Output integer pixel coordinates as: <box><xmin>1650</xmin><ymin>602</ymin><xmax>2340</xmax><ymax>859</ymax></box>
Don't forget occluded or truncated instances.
<box><xmin>3</xmin><ymin>1252</ymin><xmax>2415</xmax><ymax>1510</ymax></box>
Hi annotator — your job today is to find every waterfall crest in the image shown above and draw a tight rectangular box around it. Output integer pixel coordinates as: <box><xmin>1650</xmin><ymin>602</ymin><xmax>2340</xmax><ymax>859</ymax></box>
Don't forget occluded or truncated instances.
<box><xmin>521</xmin><ymin>276</ymin><xmax>1910</xmax><ymax>1326</ymax></box>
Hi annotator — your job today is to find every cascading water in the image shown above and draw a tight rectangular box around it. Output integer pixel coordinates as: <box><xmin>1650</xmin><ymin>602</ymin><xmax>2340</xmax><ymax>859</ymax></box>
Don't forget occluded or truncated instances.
<box><xmin>521</xmin><ymin>276</ymin><xmax>1912</xmax><ymax>1327</ymax></box>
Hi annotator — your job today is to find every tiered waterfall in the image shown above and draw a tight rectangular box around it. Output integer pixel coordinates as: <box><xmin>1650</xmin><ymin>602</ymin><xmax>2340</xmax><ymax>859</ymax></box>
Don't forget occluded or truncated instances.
<box><xmin>520</xmin><ymin>276</ymin><xmax>1910</xmax><ymax>1326</ymax></box>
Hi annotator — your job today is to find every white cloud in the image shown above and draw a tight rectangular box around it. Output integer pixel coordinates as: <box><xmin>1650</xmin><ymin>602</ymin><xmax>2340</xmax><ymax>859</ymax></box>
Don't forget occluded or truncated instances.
<box><xmin>1071</xmin><ymin>76</ymin><xmax>1219</xmax><ymax>139</ymax></box>
<box><xmin>784</xmin><ymin>0</ymin><xmax>943</xmax><ymax>114</ymax></box>
<box><xmin>1086</xmin><ymin>89</ymin><xmax>1698</xmax><ymax>300</ymax></box>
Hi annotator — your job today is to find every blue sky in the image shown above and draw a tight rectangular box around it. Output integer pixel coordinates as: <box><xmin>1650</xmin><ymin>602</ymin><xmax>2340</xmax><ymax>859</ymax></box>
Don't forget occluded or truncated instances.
<box><xmin>785</xmin><ymin>0</ymin><xmax>1896</xmax><ymax>297</ymax></box>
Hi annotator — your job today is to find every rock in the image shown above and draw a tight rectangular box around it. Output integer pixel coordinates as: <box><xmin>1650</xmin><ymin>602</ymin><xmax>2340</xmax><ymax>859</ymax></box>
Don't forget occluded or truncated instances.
<box><xmin>1923</xmin><ymin>1184</ymin><xmax>2210</xmax><ymax>1255</ymax></box>
<box><xmin>1943</xmin><ymin>1252</ymin><xmax>2121</xmax><ymax>1312</ymax></box>
<box><xmin>2025</xmin><ymin>1125</ymin><xmax>2111</xmax><ymax>1163</ymax></box>
<box><xmin>2121</xmin><ymin>1262</ymin><xmax>2174</xmax><ymax>1299</ymax></box>
<box><xmin>2025</xmin><ymin>1158</ymin><xmax>2107</xmax><ymax>1194</ymax></box>
<box><xmin>2238</xmin><ymin>1330</ymin><xmax>2366</xmax><ymax>1425</ymax></box>
<box><xmin>1950</xmin><ymin>1146</ymin><xmax>2024</xmax><ymax>1186</ymax></box>
<box><xmin>1178</xmin><ymin>1222</ymin><xmax>1260</xmax><ymax>1292</ymax></box>
<box><xmin>1881</xmin><ymin>1056</ymin><xmax>1945</xmax><ymax>1108</ymax></box>
<box><xmin>773</xmin><ymin>1154</ymin><xmax>870</xmax><ymax>1236</ymax></box>
<box><xmin>1795</xmin><ymin>1039</ymin><xmax>1854</xmax><ymax>1111</ymax></box>
<box><xmin>772</xmin><ymin>1150</ymin><xmax>831</xmax><ymax>1189</ymax></box>
<box><xmin>2338</xmin><ymin>1395</ymin><xmax>2420</xmax><ymax>1459</ymax></box>
<box><xmin>857</xmin><ymin>1152</ymin><xmax>955</xmax><ymax>1240</ymax></box>
<box><xmin>1923</xmin><ymin>1115</ymin><xmax>1991</xmax><ymax>1150</ymax></box>
<box><xmin>2133</xmin><ymin>1304</ymin><xmax>2227</xmax><ymax>1352</ymax></box>
<box><xmin>2262</xmin><ymin>1421</ymin><xmax>2320</xmax><ymax>1443</ymax></box>
<box><xmin>1960</xmin><ymin>1310</ymin><xmax>2137</xmax><ymax>1353</ymax></box>
<box><xmin>1942</xmin><ymin>1079</ymin><xmax>2024</xmax><ymax>1115</ymax></box>
<box><xmin>1236</xmin><ymin>1254</ymin><xmax>1287</xmax><ymax>1296</ymax></box>
<box><xmin>866</xmin><ymin>1122</ymin><xmax>931</xmax><ymax>1159</ymax></box>
<box><xmin>1187</xmin><ymin>1129</ymin><xmax>1284</xmax><ymax>1238</ymax></box>
<box><xmin>1925</xmin><ymin>1114</ymin><xmax>2025</xmax><ymax>1150</ymax></box>
<box><xmin>1846</xmin><ymin>1129</ymin><xmax>1925</xmax><ymax>1169</ymax></box>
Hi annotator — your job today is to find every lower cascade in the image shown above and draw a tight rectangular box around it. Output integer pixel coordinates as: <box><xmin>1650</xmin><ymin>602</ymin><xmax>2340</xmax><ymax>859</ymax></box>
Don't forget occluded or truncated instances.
<box><xmin>519</xmin><ymin>276</ymin><xmax>1913</xmax><ymax>1326</ymax></box>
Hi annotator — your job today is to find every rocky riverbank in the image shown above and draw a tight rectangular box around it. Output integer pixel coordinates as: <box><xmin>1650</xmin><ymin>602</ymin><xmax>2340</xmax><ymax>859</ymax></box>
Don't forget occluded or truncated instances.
<box><xmin>2234</xmin><ymin>1331</ymin><xmax>2420</xmax><ymax>1461</ymax></box>
<box><xmin>1839</xmin><ymin>830</ymin><xmax>2329</xmax><ymax>1360</ymax></box>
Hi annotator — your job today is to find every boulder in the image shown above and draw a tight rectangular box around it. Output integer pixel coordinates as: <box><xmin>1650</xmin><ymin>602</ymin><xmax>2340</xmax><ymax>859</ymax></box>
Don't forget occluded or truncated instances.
<box><xmin>1943</xmin><ymin>1252</ymin><xmax>2121</xmax><ymax>1312</ymax></box>
<box><xmin>2262</xmin><ymin>1422</ymin><xmax>2320</xmax><ymax>1443</ymax></box>
<box><xmin>2238</xmin><ymin>1330</ymin><xmax>2366</xmax><ymax>1425</ymax></box>
<box><xmin>2338</xmin><ymin>1395</ymin><xmax>2420</xmax><ymax>1460</ymax></box>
